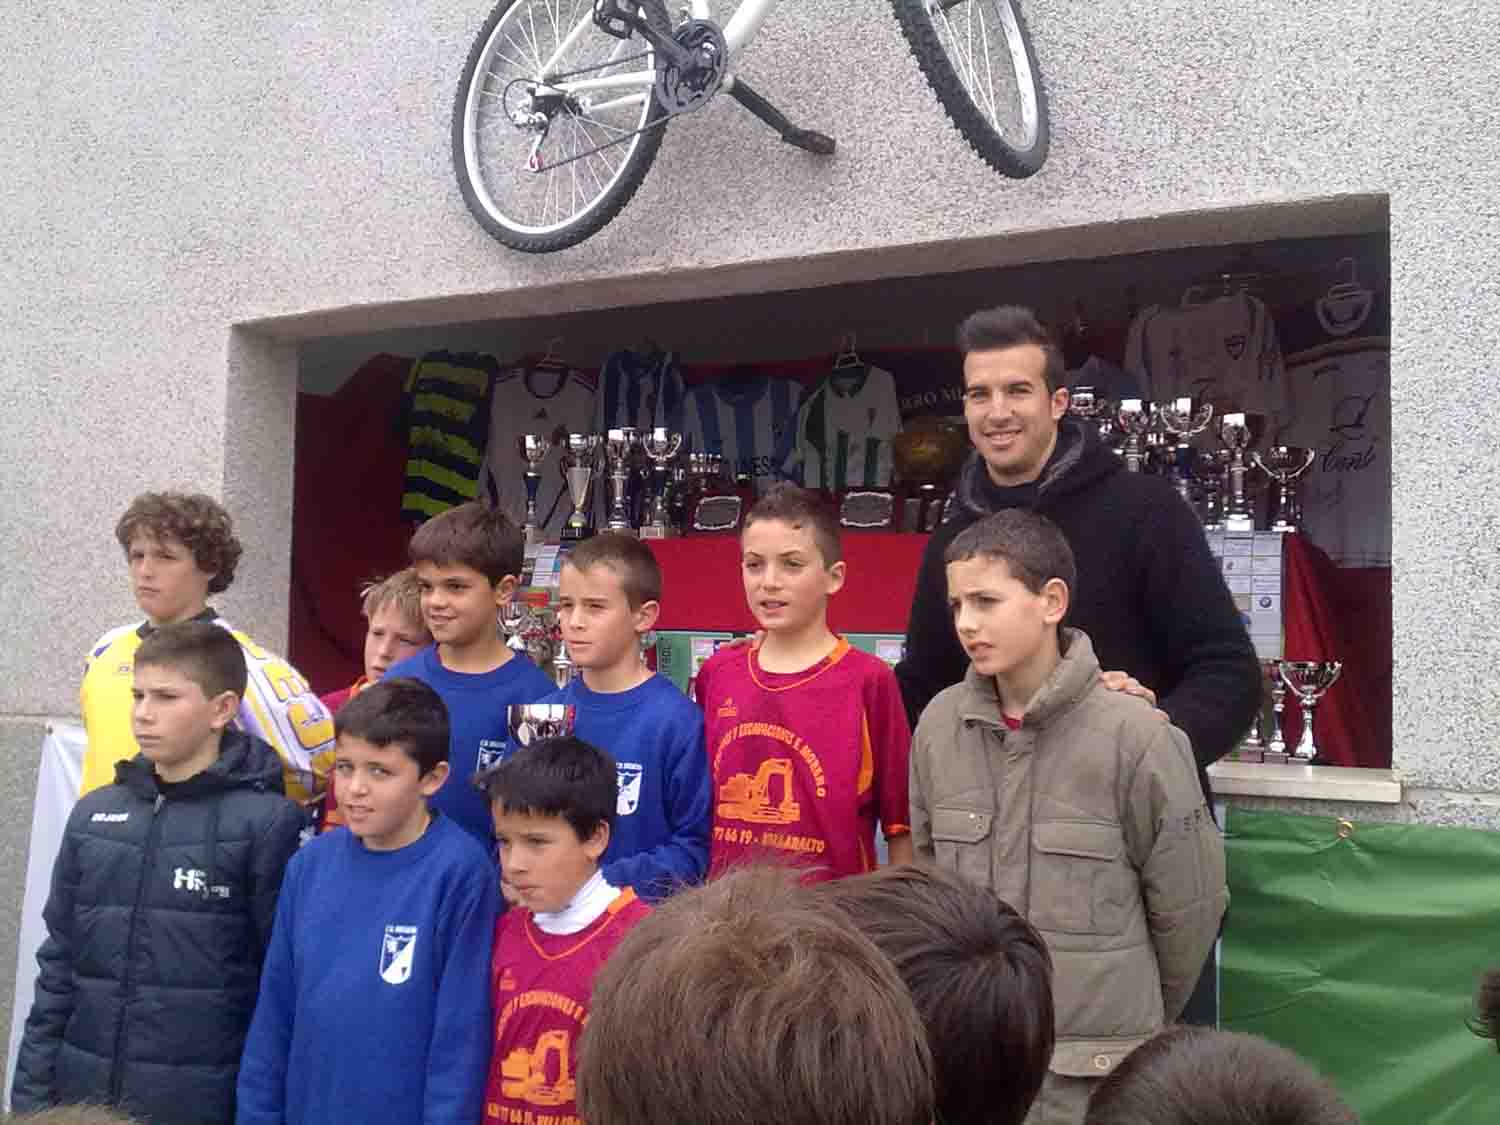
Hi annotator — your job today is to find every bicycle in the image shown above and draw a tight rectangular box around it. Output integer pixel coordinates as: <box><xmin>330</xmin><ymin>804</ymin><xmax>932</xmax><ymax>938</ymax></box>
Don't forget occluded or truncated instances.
<box><xmin>452</xmin><ymin>0</ymin><xmax>1049</xmax><ymax>254</ymax></box>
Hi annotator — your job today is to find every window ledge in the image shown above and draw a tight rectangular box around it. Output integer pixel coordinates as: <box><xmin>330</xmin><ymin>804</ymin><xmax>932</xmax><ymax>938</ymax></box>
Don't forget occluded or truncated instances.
<box><xmin>1207</xmin><ymin>761</ymin><xmax>1402</xmax><ymax>804</ymax></box>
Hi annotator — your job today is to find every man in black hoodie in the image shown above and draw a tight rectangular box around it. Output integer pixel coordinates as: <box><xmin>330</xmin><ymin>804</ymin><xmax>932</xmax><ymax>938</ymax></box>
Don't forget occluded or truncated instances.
<box><xmin>12</xmin><ymin>622</ymin><xmax>306</xmax><ymax>1125</ymax></box>
<box><xmin>896</xmin><ymin>305</ymin><xmax>1262</xmax><ymax>803</ymax></box>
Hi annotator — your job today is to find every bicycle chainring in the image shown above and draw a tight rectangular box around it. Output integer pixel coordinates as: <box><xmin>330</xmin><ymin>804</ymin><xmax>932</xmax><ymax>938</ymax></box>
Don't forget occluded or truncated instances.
<box><xmin>654</xmin><ymin>19</ymin><xmax>728</xmax><ymax>113</ymax></box>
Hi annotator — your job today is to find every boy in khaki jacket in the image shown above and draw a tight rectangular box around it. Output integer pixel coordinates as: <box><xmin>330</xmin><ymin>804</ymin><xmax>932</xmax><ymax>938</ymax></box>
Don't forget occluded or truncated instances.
<box><xmin>910</xmin><ymin>510</ymin><xmax>1226</xmax><ymax>1125</ymax></box>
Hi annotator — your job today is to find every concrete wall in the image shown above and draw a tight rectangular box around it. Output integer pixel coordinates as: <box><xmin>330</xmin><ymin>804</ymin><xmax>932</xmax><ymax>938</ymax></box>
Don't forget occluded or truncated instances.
<box><xmin>3</xmin><ymin>0</ymin><xmax>1498</xmax><ymax>1082</ymax></box>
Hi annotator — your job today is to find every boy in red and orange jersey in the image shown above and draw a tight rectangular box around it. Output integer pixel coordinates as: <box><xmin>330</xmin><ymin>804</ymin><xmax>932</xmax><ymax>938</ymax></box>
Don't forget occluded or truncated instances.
<box><xmin>478</xmin><ymin>736</ymin><xmax>651</xmax><ymax>1125</ymax></box>
<box><xmin>695</xmin><ymin>485</ymin><xmax>912</xmax><ymax>881</ymax></box>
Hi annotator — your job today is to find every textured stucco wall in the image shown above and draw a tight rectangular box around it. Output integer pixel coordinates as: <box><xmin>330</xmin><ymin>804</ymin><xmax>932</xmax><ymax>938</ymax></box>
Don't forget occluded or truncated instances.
<box><xmin>2</xmin><ymin>0</ymin><xmax>1498</xmax><ymax>1082</ymax></box>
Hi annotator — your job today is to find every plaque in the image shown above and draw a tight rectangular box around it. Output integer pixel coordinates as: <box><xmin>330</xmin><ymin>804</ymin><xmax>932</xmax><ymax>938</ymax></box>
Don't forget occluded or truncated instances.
<box><xmin>691</xmin><ymin>494</ymin><xmax>743</xmax><ymax>533</ymax></box>
<box><xmin>839</xmin><ymin>489</ymin><xmax>896</xmax><ymax>529</ymax></box>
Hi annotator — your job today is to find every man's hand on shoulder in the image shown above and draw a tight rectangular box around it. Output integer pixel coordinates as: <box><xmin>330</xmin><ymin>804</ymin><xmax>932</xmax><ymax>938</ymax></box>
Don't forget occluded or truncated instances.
<box><xmin>1099</xmin><ymin>670</ymin><xmax>1168</xmax><ymax>721</ymax></box>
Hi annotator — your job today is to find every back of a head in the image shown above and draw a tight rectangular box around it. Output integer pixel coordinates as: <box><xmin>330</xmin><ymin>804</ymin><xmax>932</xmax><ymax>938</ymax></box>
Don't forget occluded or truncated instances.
<box><xmin>578</xmin><ymin>865</ymin><xmax>935</xmax><ymax>1125</ymax></box>
<box><xmin>945</xmin><ymin>508</ymin><xmax>1077</xmax><ymax>596</ymax></box>
<box><xmin>743</xmin><ymin>483</ymin><xmax>843</xmax><ymax>566</ymax></box>
<box><xmin>1471</xmin><ymin>966</ymin><xmax>1500</xmax><ymax>1051</ymax></box>
<box><xmin>1084</xmin><ymin>1028</ymin><xmax>1360</xmax><ymax>1125</ymax></box>
<box><xmin>819</xmin><ymin>865</ymin><xmax>1055</xmax><ymax>1125</ymax></box>
<box><xmin>135</xmin><ymin>620</ymin><xmax>248</xmax><ymax>701</ymax></box>
<box><xmin>408</xmin><ymin>500</ymin><xmax>523</xmax><ymax>585</ymax></box>
<box><xmin>563</xmin><ymin>532</ymin><xmax>663</xmax><ymax>608</ymax></box>
<box><xmin>476</xmin><ymin>734</ymin><xmax>617</xmax><ymax>841</ymax></box>
<box><xmin>335</xmin><ymin>676</ymin><xmax>450</xmax><ymax>775</ymax></box>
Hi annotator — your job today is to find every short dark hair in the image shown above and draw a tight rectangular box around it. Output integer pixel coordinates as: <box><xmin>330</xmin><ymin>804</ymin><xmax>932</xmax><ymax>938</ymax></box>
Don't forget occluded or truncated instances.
<box><xmin>115</xmin><ymin>491</ymin><xmax>242</xmax><ymax>594</ymax></box>
<box><xmin>563</xmin><ymin>532</ymin><xmax>663</xmax><ymax>608</ymax></box>
<box><xmin>743</xmin><ymin>483</ymin><xmax>842</xmax><ymax>566</ymax></box>
<box><xmin>818</xmin><ymin>865</ymin><xmax>1054</xmax><ymax>1125</ymax></box>
<box><xmin>945</xmin><ymin>509</ymin><xmax>1076</xmax><ymax>596</ymax></box>
<box><xmin>408</xmin><ymin>500</ymin><xmax>523</xmax><ymax>586</ymax></box>
<box><xmin>578</xmin><ymin>866</ymin><xmax>935</xmax><ymax>1125</ymax></box>
<box><xmin>1084</xmin><ymin>1028</ymin><xmax>1359</xmax><ymax>1125</ymax></box>
<box><xmin>477</xmin><ymin>736</ymin><xmax>615</xmax><ymax>843</ymax></box>
<box><xmin>956</xmin><ymin>306</ymin><xmax>1065</xmax><ymax>393</ymax></box>
<box><xmin>335</xmin><ymin>677</ymin><xmax>449</xmax><ymax>775</ymax></box>
<box><xmin>135</xmin><ymin>622</ymin><xmax>247</xmax><ymax>701</ymax></box>
<box><xmin>1472</xmin><ymin>967</ymin><xmax>1500</xmax><ymax>1051</ymax></box>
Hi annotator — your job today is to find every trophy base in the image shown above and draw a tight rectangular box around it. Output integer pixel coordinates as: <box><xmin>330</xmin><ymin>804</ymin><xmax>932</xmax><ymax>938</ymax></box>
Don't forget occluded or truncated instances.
<box><xmin>1268</xmin><ymin>520</ymin><xmax>1296</xmax><ymax>533</ymax></box>
<box><xmin>604</xmin><ymin>523</ymin><xmax>640</xmax><ymax>538</ymax></box>
<box><xmin>639</xmin><ymin>524</ymin><xmax>676</xmax><ymax>540</ymax></box>
<box><xmin>1224</xmin><ymin>514</ymin><xmax>1256</xmax><ymax>532</ymax></box>
<box><xmin>559</xmin><ymin>525</ymin><xmax>594</xmax><ymax>543</ymax></box>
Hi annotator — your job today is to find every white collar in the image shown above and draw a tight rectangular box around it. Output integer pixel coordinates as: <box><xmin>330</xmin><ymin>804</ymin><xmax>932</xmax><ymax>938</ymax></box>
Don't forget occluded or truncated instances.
<box><xmin>532</xmin><ymin>870</ymin><xmax>620</xmax><ymax>935</ymax></box>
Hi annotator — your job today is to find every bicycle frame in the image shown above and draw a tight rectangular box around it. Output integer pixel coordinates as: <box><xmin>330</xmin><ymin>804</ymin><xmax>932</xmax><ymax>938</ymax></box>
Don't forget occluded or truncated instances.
<box><xmin>544</xmin><ymin>0</ymin><xmax>781</xmax><ymax>107</ymax></box>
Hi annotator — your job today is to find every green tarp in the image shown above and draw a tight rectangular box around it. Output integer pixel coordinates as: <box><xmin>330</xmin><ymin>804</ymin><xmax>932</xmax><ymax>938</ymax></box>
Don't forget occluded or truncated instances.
<box><xmin>1222</xmin><ymin>808</ymin><xmax>1500</xmax><ymax>1123</ymax></box>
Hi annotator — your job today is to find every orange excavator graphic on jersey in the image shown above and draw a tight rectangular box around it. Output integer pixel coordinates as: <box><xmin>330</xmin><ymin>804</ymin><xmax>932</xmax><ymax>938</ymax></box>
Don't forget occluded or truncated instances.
<box><xmin>500</xmin><ymin>1029</ymin><xmax>576</xmax><ymax>1107</ymax></box>
<box><xmin>718</xmin><ymin>758</ymin><xmax>801</xmax><ymax>825</ymax></box>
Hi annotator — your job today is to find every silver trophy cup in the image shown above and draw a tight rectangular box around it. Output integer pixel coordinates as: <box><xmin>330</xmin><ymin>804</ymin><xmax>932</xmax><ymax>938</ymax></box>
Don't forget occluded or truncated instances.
<box><xmin>604</xmin><ymin>427</ymin><xmax>641</xmax><ymax>534</ymax></box>
<box><xmin>1218</xmin><ymin>412</ymin><xmax>1266</xmax><ymax>532</ymax></box>
<box><xmin>506</xmin><ymin>704</ymin><xmax>576</xmax><ymax>749</ymax></box>
<box><xmin>1251</xmin><ymin>446</ymin><xmax>1317</xmax><ymax>532</ymax></box>
<box><xmin>1158</xmin><ymin>397</ymin><xmax>1214</xmax><ymax>506</ymax></box>
<box><xmin>641</xmin><ymin>427</ymin><xmax>683</xmax><ymax>539</ymax></box>
<box><xmin>1116</xmin><ymin>399</ymin><xmax>1154</xmax><ymax>473</ymax></box>
<box><xmin>516</xmin><ymin>433</ymin><xmax>552</xmax><ymax>545</ymax></box>
<box><xmin>1265</xmin><ymin>659</ymin><xmax>1288</xmax><ymax>756</ymax></box>
<box><xmin>1279</xmin><ymin>661</ymin><xmax>1343</xmax><ymax>763</ymax></box>
<box><xmin>561</xmin><ymin>433</ymin><xmax>600</xmax><ymax>542</ymax></box>
<box><xmin>498</xmin><ymin>600</ymin><xmax>531</xmax><ymax>654</ymax></box>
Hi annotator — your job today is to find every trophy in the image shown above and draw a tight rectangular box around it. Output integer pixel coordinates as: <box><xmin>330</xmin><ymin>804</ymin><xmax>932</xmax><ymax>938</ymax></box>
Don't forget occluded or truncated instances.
<box><xmin>1265</xmin><ymin>659</ymin><xmax>1289</xmax><ymax>757</ymax></box>
<box><xmin>516</xmin><ymin>433</ymin><xmax>552</xmax><ymax>544</ymax></box>
<box><xmin>506</xmin><ymin>703</ymin><xmax>576</xmax><ymax>748</ymax></box>
<box><xmin>641</xmin><ymin>428</ymin><xmax>683</xmax><ymax>539</ymax></box>
<box><xmin>604</xmin><ymin>427</ymin><xmax>642</xmax><ymax>534</ymax></box>
<box><xmin>560</xmin><ymin>433</ymin><xmax>601</xmax><ymax>542</ymax></box>
<box><xmin>1218</xmin><ymin>412</ymin><xmax>1266</xmax><ymax>532</ymax></box>
<box><xmin>1115</xmin><ymin>400</ymin><xmax>1155</xmax><ymax>473</ymax></box>
<box><xmin>1251</xmin><ymin>446</ymin><xmax>1317</xmax><ymax>532</ymax></box>
<box><xmin>1157</xmin><ymin>397</ymin><xmax>1214</xmax><ymax>506</ymax></box>
<box><xmin>498</xmin><ymin>600</ymin><xmax>530</xmax><ymax>654</ymax></box>
<box><xmin>1069</xmin><ymin>386</ymin><xmax>1119</xmax><ymax>449</ymax></box>
<box><xmin>1279</xmin><ymin>661</ymin><xmax>1343</xmax><ymax>764</ymax></box>
<box><xmin>550</xmin><ymin>621</ymin><xmax>576</xmax><ymax>689</ymax></box>
<box><xmin>688</xmin><ymin>452</ymin><xmax>741</xmax><ymax>533</ymax></box>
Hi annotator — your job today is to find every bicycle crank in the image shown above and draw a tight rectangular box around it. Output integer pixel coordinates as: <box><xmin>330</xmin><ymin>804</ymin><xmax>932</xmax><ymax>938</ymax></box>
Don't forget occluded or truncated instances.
<box><xmin>655</xmin><ymin>20</ymin><xmax>728</xmax><ymax>113</ymax></box>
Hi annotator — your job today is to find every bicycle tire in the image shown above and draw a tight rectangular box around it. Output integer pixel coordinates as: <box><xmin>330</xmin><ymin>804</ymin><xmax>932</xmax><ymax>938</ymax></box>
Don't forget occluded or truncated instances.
<box><xmin>451</xmin><ymin>0</ymin><xmax>671</xmax><ymax>253</ymax></box>
<box><xmin>891</xmin><ymin>0</ymin><xmax>1050</xmax><ymax>179</ymax></box>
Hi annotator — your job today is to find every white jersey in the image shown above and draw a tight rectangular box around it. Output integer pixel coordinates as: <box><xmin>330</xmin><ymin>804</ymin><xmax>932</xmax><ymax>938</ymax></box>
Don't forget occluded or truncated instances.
<box><xmin>684</xmin><ymin>374</ymin><xmax>801</xmax><ymax>492</ymax></box>
<box><xmin>783</xmin><ymin>365</ymin><xmax>903</xmax><ymax>490</ymax></box>
<box><xmin>484</xmin><ymin>364</ymin><xmax>596</xmax><ymax>535</ymax></box>
<box><xmin>1125</xmin><ymin>295</ymin><xmax>1290</xmax><ymax>424</ymax></box>
<box><xmin>1282</xmin><ymin>344</ymin><xmax>1390</xmax><ymax>567</ymax></box>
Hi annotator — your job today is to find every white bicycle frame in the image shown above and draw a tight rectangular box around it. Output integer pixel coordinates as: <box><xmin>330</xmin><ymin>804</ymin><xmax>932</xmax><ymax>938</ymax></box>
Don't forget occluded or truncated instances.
<box><xmin>552</xmin><ymin>0</ymin><xmax>781</xmax><ymax>109</ymax></box>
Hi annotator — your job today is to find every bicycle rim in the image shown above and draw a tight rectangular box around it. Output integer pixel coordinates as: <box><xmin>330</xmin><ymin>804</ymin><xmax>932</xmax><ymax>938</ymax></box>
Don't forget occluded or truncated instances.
<box><xmin>927</xmin><ymin>0</ymin><xmax>1042</xmax><ymax>157</ymax></box>
<box><xmin>456</xmin><ymin>0</ymin><xmax>664</xmax><ymax>244</ymax></box>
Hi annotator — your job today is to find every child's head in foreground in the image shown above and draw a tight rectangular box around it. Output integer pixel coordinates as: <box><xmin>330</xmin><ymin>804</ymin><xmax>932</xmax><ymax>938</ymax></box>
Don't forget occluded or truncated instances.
<box><xmin>1472</xmin><ymin>966</ymin><xmax>1500</xmax><ymax>1051</ymax></box>
<box><xmin>408</xmin><ymin>501</ymin><xmax>524</xmax><ymax>650</ymax></box>
<box><xmin>818</xmin><ymin>864</ymin><xmax>1055</xmax><ymax>1125</ymax></box>
<box><xmin>478</xmin><ymin>736</ymin><xmax>616</xmax><ymax>913</ymax></box>
<box><xmin>578</xmin><ymin>865</ymin><xmax>935</xmax><ymax>1125</ymax></box>
<box><xmin>944</xmin><ymin>509</ymin><xmax>1075</xmax><ymax>681</ymax></box>
<box><xmin>557</xmin><ymin>533</ymin><xmax>662</xmax><ymax>676</ymax></box>
<box><xmin>1083</xmin><ymin>1026</ymin><xmax>1360</xmax><ymax>1125</ymax></box>
<box><xmin>739</xmin><ymin>485</ymin><xmax>846</xmax><ymax>637</ymax></box>
<box><xmin>359</xmin><ymin>568</ymin><xmax>430</xmax><ymax>682</ymax></box>
<box><xmin>132</xmin><ymin>622</ymin><xmax>248</xmax><ymax>780</ymax></box>
<box><xmin>333</xmin><ymin>677</ymin><xmax>451</xmax><ymax>851</ymax></box>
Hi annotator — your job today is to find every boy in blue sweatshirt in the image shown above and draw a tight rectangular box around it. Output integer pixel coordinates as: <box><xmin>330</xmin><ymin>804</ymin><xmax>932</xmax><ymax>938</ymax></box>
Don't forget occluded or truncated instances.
<box><xmin>542</xmin><ymin>533</ymin><xmax>710</xmax><ymax>900</ymax></box>
<box><xmin>236</xmin><ymin>677</ymin><xmax>499</xmax><ymax>1125</ymax></box>
<box><xmin>386</xmin><ymin>501</ymin><xmax>554</xmax><ymax>849</ymax></box>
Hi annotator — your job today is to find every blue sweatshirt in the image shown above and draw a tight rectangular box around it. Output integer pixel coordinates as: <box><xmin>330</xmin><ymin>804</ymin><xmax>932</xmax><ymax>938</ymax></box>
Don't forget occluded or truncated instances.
<box><xmin>385</xmin><ymin>646</ymin><xmax>555</xmax><ymax>847</ymax></box>
<box><xmin>544</xmin><ymin>674</ymin><xmax>710</xmax><ymax>900</ymax></box>
<box><xmin>236</xmin><ymin>813</ymin><xmax>498</xmax><ymax>1125</ymax></box>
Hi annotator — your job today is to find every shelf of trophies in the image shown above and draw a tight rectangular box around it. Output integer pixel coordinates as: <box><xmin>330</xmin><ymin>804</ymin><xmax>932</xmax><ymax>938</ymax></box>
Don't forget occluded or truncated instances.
<box><xmin>1073</xmin><ymin>390</ymin><xmax>1363</xmax><ymax>772</ymax></box>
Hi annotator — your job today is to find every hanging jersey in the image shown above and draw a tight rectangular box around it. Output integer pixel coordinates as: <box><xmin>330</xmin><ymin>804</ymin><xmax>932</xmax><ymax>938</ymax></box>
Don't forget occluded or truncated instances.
<box><xmin>486</xmin><ymin>890</ymin><xmax>651</xmax><ymax>1125</ymax></box>
<box><xmin>684</xmin><ymin>374</ymin><xmax>800</xmax><ymax>491</ymax></box>
<box><xmin>79</xmin><ymin>616</ymin><xmax>335</xmax><ymax>800</ymax></box>
<box><xmin>695</xmin><ymin>639</ymin><xmax>912</xmax><ymax>882</ymax></box>
<box><xmin>594</xmin><ymin>349</ymin><xmax>686</xmax><ymax>434</ymax></box>
<box><xmin>1282</xmin><ymin>344</ymin><xmax>1390</xmax><ymax>567</ymax></box>
<box><xmin>483</xmin><ymin>364</ymin><xmax>597</xmax><ymax>536</ymax></box>
<box><xmin>1125</xmin><ymin>296</ymin><xmax>1289</xmax><ymax>424</ymax></box>
<box><xmin>400</xmin><ymin>351</ymin><xmax>499</xmax><ymax>524</ymax></box>
<box><xmin>784</xmin><ymin>365</ymin><xmax>903</xmax><ymax>490</ymax></box>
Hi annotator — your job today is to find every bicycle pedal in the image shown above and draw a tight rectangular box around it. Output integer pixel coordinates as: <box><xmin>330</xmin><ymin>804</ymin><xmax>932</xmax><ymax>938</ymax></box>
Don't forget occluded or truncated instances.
<box><xmin>781</xmin><ymin>128</ymin><xmax>836</xmax><ymax>156</ymax></box>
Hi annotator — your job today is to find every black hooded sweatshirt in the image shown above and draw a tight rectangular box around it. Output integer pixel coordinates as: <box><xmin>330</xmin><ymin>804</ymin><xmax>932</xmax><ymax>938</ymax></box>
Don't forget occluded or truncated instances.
<box><xmin>11</xmin><ymin>730</ymin><xmax>307</xmax><ymax>1124</ymax></box>
<box><xmin>895</xmin><ymin>417</ymin><xmax>1262</xmax><ymax>799</ymax></box>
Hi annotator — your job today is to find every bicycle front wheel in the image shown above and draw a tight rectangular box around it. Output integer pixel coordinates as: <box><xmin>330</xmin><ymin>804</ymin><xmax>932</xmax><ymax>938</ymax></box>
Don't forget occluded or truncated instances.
<box><xmin>892</xmin><ymin>0</ymin><xmax>1049</xmax><ymax>179</ymax></box>
<box><xmin>452</xmin><ymin>0</ymin><xmax>671</xmax><ymax>253</ymax></box>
